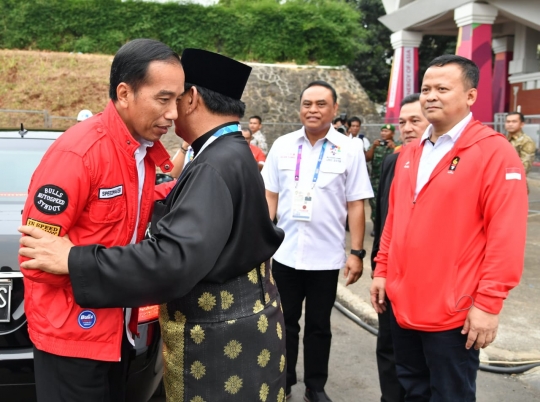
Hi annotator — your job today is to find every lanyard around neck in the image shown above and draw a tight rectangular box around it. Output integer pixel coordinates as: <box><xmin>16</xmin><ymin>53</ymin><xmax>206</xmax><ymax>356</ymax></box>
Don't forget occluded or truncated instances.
<box><xmin>186</xmin><ymin>147</ymin><xmax>194</xmax><ymax>162</ymax></box>
<box><xmin>295</xmin><ymin>139</ymin><xmax>327</xmax><ymax>188</ymax></box>
<box><xmin>194</xmin><ymin>124</ymin><xmax>240</xmax><ymax>162</ymax></box>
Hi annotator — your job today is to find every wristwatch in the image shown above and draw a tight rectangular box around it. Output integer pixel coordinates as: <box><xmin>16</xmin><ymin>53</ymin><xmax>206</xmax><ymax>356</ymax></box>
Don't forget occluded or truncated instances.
<box><xmin>350</xmin><ymin>249</ymin><xmax>366</xmax><ymax>259</ymax></box>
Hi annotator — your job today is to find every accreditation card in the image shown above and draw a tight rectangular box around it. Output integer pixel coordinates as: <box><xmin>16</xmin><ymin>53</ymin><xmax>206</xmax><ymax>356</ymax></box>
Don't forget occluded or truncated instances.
<box><xmin>292</xmin><ymin>188</ymin><xmax>315</xmax><ymax>221</ymax></box>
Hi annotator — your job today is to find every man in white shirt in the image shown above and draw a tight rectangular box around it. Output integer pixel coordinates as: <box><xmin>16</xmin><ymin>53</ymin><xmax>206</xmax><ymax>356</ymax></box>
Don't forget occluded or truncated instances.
<box><xmin>262</xmin><ymin>80</ymin><xmax>373</xmax><ymax>402</ymax></box>
<box><xmin>348</xmin><ymin>116</ymin><xmax>370</xmax><ymax>151</ymax></box>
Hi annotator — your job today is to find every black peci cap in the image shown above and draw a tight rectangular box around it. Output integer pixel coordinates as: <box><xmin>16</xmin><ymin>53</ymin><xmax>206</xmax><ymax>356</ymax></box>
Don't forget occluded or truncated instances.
<box><xmin>181</xmin><ymin>48</ymin><xmax>252</xmax><ymax>100</ymax></box>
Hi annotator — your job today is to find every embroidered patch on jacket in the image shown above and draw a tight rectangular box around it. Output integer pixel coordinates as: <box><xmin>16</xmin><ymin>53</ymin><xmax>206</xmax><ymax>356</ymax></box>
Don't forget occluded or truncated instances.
<box><xmin>506</xmin><ymin>167</ymin><xmax>522</xmax><ymax>180</ymax></box>
<box><xmin>26</xmin><ymin>218</ymin><xmax>61</xmax><ymax>236</ymax></box>
<box><xmin>78</xmin><ymin>310</ymin><xmax>97</xmax><ymax>329</ymax></box>
<box><xmin>448</xmin><ymin>157</ymin><xmax>460</xmax><ymax>173</ymax></box>
<box><xmin>99</xmin><ymin>185</ymin><xmax>123</xmax><ymax>199</ymax></box>
<box><xmin>33</xmin><ymin>185</ymin><xmax>68</xmax><ymax>215</ymax></box>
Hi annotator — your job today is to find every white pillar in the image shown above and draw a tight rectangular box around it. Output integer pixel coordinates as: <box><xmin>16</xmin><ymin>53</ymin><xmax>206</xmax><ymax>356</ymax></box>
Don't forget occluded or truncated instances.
<box><xmin>509</xmin><ymin>24</ymin><xmax>540</xmax><ymax>75</ymax></box>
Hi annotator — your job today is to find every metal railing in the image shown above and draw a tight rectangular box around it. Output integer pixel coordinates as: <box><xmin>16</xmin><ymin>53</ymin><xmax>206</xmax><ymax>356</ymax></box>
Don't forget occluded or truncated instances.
<box><xmin>0</xmin><ymin>109</ymin><xmax>77</xmax><ymax>129</ymax></box>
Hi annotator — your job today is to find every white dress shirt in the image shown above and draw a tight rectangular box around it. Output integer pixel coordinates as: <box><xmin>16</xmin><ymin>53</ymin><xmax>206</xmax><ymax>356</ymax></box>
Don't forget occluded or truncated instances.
<box><xmin>126</xmin><ymin>139</ymin><xmax>153</xmax><ymax>345</ymax></box>
<box><xmin>415</xmin><ymin>113</ymin><xmax>472</xmax><ymax>199</ymax></box>
<box><xmin>262</xmin><ymin>126</ymin><xmax>373</xmax><ymax>270</ymax></box>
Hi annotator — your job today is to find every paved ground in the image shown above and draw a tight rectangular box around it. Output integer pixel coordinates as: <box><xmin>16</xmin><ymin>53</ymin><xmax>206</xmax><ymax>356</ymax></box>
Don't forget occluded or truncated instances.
<box><xmin>151</xmin><ymin>307</ymin><xmax>540</xmax><ymax>401</ymax></box>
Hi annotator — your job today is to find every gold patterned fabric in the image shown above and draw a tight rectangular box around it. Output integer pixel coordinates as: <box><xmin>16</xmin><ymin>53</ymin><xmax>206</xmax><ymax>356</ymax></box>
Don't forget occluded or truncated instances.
<box><xmin>161</xmin><ymin>260</ymin><xmax>286</xmax><ymax>401</ymax></box>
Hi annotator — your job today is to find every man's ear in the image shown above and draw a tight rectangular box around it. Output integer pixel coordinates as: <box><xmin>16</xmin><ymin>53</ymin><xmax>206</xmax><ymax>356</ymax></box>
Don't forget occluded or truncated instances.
<box><xmin>116</xmin><ymin>83</ymin><xmax>131</xmax><ymax>109</ymax></box>
<box><xmin>186</xmin><ymin>86</ymin><xmax>200</xmax><ymax>114</ymax></box>
<box><xmin>466</xmin><ymin>88</ymin><xmax>477</xmax><ymax>107</ymax></box>
<box><xmin>333</xmin><ymin>102</ymin><xmax>339</xmax><ymax>116</ymax></box>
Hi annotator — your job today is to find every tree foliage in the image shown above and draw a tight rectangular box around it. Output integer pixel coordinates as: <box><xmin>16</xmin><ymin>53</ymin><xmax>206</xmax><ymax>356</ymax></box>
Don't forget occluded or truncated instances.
<box><xmin>345</xmin><ymin>0</ymin><xmax>392</xmax><ymax>104</ymax></box>
<box><xmin>0</xmin><ymin>0</ymin><xmax>366</xmax><ymax>66</ymax></box>
<box><xmin>346</xmin><ymin>0</ymin><xmax>458</xmax><ymax>104</ymax></box>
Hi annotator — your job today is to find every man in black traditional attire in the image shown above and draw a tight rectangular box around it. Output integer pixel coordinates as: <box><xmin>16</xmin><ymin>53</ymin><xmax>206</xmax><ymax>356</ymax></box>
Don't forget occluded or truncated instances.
<box><xmin>19</xmin><ymin>48</ymin><xmax>286</xmax><ymax>402</ymax></box>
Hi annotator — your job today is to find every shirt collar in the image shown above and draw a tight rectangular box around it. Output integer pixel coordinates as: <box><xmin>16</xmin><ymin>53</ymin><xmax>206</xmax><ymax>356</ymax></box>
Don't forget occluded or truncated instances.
<box><xmin>191</xmin><ymin>121</ymin><xmax>240</xmax><ymax>156</ymax></box>
<box><xmin>510</xmin><ymin>131</ymin><xmax>524</xmax><ymax>140</ymax></box>
<box><xmin>419</xmin><ymin>112</ymin><xmax>473</xmax><ymax>146</ymax></box>
<box><xmin>296</xmin><ymin>125</ymin><xmax>347</xmax><ymax>148</ymax></box>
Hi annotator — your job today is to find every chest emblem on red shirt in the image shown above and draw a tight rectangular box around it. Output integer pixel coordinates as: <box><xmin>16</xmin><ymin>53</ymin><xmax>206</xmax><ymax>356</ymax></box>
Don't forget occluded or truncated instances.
<box><xmin>99</xmin><ymin>185</ymin><xmax>123</xmax><ymax>199</ymax></box>
<box><xmin>34</xmin><ymin>185</ymin><xmax>68</xmax><ymax>215</ymax></box>
<box><xmin>448</xmin><ymin>157</ymin><xmax>460</xmax><ymax>173</ymax></box>
<box><xmin>403</xmin><ymin>161</ymin><xmax>410</xmax><ymax>169</ymax></box>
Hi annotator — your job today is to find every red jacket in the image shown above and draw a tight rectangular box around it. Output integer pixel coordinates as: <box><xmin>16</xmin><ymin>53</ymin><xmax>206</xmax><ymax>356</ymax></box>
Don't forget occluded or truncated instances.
<box><xmin>20</xmin><ymin>101</ymin><xmax>172</xmax><ymax>361</ymax></box>
<box><xmin>249</xmin><ymin>143</ymin><xmax>266</xmax><ymax>163</ymax></box>
<box><xmin>375</xmin><ymin>120</ymin><xmax>528</xmax><ymax>332</ymax></box>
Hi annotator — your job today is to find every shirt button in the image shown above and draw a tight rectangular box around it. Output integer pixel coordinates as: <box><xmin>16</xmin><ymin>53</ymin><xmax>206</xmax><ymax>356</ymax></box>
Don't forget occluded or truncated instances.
<box><xmin>67</xmin><ymin>297</ymin><xmax>72</xmax><ymax>303</ymax></box>
<box><xmin>127</xmin><ymin>140</ymin><xmax>131</xmax><ymax>145</ymax></box>
<box><xmin>164</xmin><ymin>164</ymin><xmax>170</xmax><ymax>170</ymax></box>
<box><xmin>97</xmin><ymin>128</ymin><xmax>103</xmax><ymax>133</ymax></box>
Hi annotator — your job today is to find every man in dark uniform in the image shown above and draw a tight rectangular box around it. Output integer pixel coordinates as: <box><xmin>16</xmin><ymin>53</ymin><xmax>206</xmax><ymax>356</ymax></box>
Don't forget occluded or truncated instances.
<box><xmin>365</xmin><ymin>124</ymin><xmax>397</xmax><ymax>235</ymax></box>
<box><xmin>19</xmin><ymin>49</ymin><xmax>286</xmax><ymax>402</ymax></box>
<box><xmin>371</xmin><ymin>93</ymin><xmax>429</xmax><ymax>402</ymax></box>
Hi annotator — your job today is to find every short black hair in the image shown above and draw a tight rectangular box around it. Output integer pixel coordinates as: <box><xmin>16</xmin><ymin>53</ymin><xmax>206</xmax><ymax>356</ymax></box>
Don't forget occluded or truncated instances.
<box><xmin>400</xmin><ymin>93</ymin><xmax>420</xmax><ymax>107</ymax></box>
<box><xmin>348</xmin><ymin>116</ymin><xmax>361</xmax><ymax>125</ymax></box>
<box><xmin>506</xmin><ymin>111</ymin><xmax>525</xmax><ymax>122</ymax></box>
<box><xmin>249</xmin><ymin>115</ymin><xmax>262</xmax><ymax>123</ymax></box>
<box><xmin>426</xmin><ymin>55</ymin><xmax>479</xmax><ymax>89</ymax></box>
<box><xmin>301</xmin><ymin>80</ymin><xmax>337</xmax><ymax>104</ymax></box>
<box><xmin>186</xmin><ymin>83</ymin><xmax>246</xmax><ymax>118</ymax></box>
<box><xmin>109</xmin><ymin>38</ymin><xmax>181</xmax><ymax>101</ymax></box>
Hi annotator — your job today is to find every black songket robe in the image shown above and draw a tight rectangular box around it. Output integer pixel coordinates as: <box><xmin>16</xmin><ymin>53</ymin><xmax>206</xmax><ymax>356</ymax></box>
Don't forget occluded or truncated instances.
<box><xmin>69</xmin><ymin>124</ymin><xmax>286</xmax><ymax>402</ymax></box>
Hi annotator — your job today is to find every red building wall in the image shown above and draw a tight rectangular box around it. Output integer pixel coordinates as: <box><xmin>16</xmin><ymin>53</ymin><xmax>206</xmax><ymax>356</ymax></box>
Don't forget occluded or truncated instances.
<box><xmin>509</xmin><ymin>83</ymin><xmax>540</xmax><ymax>115</ymax></box>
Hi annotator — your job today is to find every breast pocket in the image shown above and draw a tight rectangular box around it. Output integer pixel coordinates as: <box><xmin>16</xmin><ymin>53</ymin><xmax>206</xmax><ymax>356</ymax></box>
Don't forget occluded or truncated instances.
<box><xmin>89</xmin><ymin>197</ymin><xmax>126</xmax><ymax>224</ymax></box>
<box><xmin>318</xmin><ymin>163</ymin><xmax>346</xmax><ymax>190</ymax></box>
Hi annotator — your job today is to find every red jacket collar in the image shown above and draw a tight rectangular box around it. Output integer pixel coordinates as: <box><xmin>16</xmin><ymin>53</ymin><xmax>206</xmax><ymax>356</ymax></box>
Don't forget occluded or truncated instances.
<box><xmin>101</xmin><ymin>101</ymin><xmax>173</xmax><ymax>173</ymax></box>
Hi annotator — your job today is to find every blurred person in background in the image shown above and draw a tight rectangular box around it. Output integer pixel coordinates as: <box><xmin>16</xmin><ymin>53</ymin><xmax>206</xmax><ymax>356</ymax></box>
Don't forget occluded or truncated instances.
<box><xmin>365</xmin><ymin>124</ymin><xmax>396</xmax><ymax>235</ymax></box>
<box><xmin>505</xmin><ymin>111</ymin><xmax>536</xmax><ymax>193</ymax></box>
<box><xmin>242</xmin><ymin>126</ymin><xmax>266</xmax><ymax>170</ymax></box>
<box><xmin>249</xmin><ymin>115</ymin><xmax>268</xmax><ymax>154</ymax></box>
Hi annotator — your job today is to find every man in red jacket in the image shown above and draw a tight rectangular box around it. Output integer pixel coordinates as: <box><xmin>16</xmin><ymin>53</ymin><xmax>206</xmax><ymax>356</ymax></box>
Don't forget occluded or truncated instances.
<box><xmin>19</xmin><ymin>39</ymin><xmax>183</xmax><ymax>402</ymax></box>
<box><xmin>370</xmin><ymin>55</ymin><xmax>528</xmax><ymax>401</ymax></box>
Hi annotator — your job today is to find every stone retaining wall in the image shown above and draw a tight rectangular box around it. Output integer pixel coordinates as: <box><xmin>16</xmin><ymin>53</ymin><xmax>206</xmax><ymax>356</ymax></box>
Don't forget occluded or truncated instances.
<box><xmin>161</xmin><ymin>62</ymin><xmax>382</xmax><ymax>154</ymax></box>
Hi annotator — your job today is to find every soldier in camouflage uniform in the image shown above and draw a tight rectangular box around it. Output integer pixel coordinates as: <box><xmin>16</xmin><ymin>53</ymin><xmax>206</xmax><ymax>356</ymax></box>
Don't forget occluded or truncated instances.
<box><xmin>365</xmin><ymin>124</ymin><xmax>397</xmax><ymax>232</ymax></box>
<box><xmin>506</xmin><ymin>112</ymin><xmax>536</xmax><ymax>193</ymax></box>
<box><xmin>505</xmin><ymin>112</ymin><xmax>536</xmax><ymax>174</ymax></box>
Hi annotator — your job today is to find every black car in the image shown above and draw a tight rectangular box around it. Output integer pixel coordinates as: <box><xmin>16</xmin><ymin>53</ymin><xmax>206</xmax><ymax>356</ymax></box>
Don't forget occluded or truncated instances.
<box><xmin>0</xmin><ymin>127</ymin><xmax>164</xmax><ymax>402</ymax></box>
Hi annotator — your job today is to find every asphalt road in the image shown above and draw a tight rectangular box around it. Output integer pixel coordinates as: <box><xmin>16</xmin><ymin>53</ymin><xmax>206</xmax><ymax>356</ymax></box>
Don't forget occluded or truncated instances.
<box><xmin>151</xmin><ymin>307</ymin><xmax>540</xmax><ymax>401</ymax></box>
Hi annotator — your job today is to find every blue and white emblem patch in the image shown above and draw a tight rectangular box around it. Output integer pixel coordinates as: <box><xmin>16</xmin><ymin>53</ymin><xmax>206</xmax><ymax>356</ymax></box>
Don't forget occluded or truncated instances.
<box><xmin>78</xmin><ymin>310</ymin><xmax>97</xmax><ymax>329</ymax></box>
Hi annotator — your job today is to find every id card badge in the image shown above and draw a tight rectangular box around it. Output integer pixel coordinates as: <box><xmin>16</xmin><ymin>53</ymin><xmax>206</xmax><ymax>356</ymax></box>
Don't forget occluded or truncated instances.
<box><xmin>292</xmin><ymin>188</ymin><xmax>315</xmax><ymax>221</ymax></box>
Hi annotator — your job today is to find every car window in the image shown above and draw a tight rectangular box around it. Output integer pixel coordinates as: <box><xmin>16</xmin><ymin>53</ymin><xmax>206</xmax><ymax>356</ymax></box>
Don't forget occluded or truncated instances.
<box><xmin>0</xmin><ymin>138</ymin><xmax>55</xmax><ymax>195</ymax></box>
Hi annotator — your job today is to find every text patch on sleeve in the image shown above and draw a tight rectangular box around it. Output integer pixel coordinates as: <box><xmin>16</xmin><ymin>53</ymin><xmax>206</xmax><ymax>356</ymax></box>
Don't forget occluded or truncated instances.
<box><xmin>33</xmin><ymin>185</ymin><xmax>68</xmax><ymax>215</ymax></box>
<box><xmin>26</xmin><ymin>218</ymin><xmax>61</xmax><ymax>236</ymax></box>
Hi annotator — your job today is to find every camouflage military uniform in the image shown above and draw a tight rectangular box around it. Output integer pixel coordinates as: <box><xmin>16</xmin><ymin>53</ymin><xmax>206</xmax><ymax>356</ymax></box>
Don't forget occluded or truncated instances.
<box><xmin>369</xmin><ymin>145</ymin><xmax>395</xmax><ymax>222</ymax></box>
<box><xmin>509</xmin><ymin>131</ymin><xmax>536</xmax><ymax>174</ymax></box>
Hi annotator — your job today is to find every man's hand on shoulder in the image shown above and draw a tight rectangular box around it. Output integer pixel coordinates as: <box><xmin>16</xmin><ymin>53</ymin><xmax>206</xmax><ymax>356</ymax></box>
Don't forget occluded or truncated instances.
<box><xmin>344</xmin><ymin>254</ymin><xmax>363</xmax><ymax>286</ymax></box>
<box><xmin>462</xmin><ymin>305</ymin><xmax>499</xmax><ymax>350</ymax></box>
<box><xmin>370</xmin><ymin>277</ymin><xmax>387</xmax><ymax>313</ymax></box>
<box><xmin>18</xmin><ymin>226</ymin><xmax>73</xmax><ymax>275</ymax></box>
